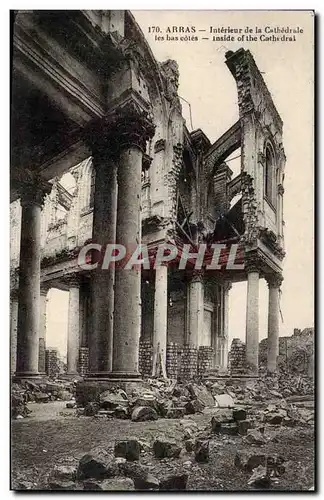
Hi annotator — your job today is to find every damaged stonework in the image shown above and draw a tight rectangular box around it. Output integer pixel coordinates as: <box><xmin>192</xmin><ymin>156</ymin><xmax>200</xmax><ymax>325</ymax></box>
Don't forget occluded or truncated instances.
<box><xmin>10</xmin><ymin>9</ymin><xmax>286</xmax><ymax>387</ymax></box>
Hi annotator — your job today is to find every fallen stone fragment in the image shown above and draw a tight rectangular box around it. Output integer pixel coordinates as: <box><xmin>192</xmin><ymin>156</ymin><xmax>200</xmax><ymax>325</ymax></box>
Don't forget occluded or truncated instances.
<box><xmin>234</xmin><ymin>452</ymin><xmax>266</xmax><ymax>472</ymax></box>
<box><xmin>248</xmin><ymin>465</ymin><xmax>271</xmax><ymax>488</ymax></box>
<box><xmin>34</xmin><ymin>392</ymin><xmax>50</xmax><ymax>403</ymax></box>
<box><xmin>84</xmin><ymin>402</ymin><xmax>100</xmax><ymax>416</ymax></box>
<box><xmin>266</xmin><ymin>455</ymin><xmax>286</xmax><ymax>477</ymax></box>
<box><xmin>185</xmin><ymin>399</ymin><xmax>204</xmax><ymax>415</ymax></box>
<box><xmin>233</xmin><ymin>408</ymin><xmax>247</xmax><ymax>421</ymax></box>
<box><xmin>57</xmin><ymin>389</ymin><xmax>73</xmax><ymax>401</ymax></box>
<box><xmin>211</xmin><ymin>411</ymin><xmax>233</xmax><ymax>432</ymax></box>
<box><xmin>186</xmin><ymin>383</ymin><xmax>215</xmax><ymax>407</ymax></box>
<box><xmin>264</xmin><ymin>410</ymin><xmax>286</xmax><ymax>425</ymax></box>
<box><xmin>153</xmin><ymin>438</ymin><xmax>182</xmax><ymax>459</ymax></box>
<box><xmin>97</xmin><ymin>410</ymin><xmax>112</xmax><ymax>416</ymax></box>
<box><xmin>120</xmin><ymin>463</ymin><xmax>159</xmax><ymax>490</ymax></box>
<box><xmin>132</xmin><ymin>393</ymin><xmax>158</xmax><ymax>406</ymax></box>
<box><xmin>131</xmin><ymin>406</ymin><xmax>158</xmax><ymax>422</ymax></box>
<box><xmin>102</xmin><ymin>478</ymin><xmax>135</xmax><ymax>490</ymax></box>
<box><xmin>215</xmin><ymin>394</ymin><xmax>235</xmax><ymax>408</ymax></box>
<box><xmin>48</xmin><ymin>480</ymin><xmax>76</xmax><ymax>490</ymax></box>
<box><xmin>213</xmin><ymin>422</ymin><xmax>238</xmax><ymax>436</ymax></box>
<box><xmin>66</xmin><ymin>401</ymin><xmax>76</xmax><ymax>409</ymax></box>
<box><xmin>282</xmin><ymin>416</ymin><xmax>295</xmax><ymax>427</ymax></box>
<box><xmin>166</xmin><ymin>407</ymin><xmax>186</xmax><ymax>419</ymax></box>
<box><xmin>100</xmin><ymin>389</ymin><xmax>128</xmax><ymax>410</ymax></box>
<box><xmin>245</xmin><ymin>429</ymin><xmax>267</xmax><ymax>445</ymax></box>
<box><xmin>114</xmin><ymin>406</ymin><xmax>129</xmax><ymax>419</ymax></box>
<box><xmin>114</xmin><ymin>440</ymin><xmax>140</xmax><ymax>461</ymax></box>
<box><xmin>159</xmin><ymin>474</ymin><xmax>188</xmax><ymax>490</ymax></box>
<box><xmin>157</xmin><ymin>400</ymin><xmax>173</xmax><ymax>417</ymax></box>
<box><xmin>194</xmin><ymin>439</ymin><xmax>209</xmax><ymax>463</ymax></box>
<box><xmin>184</xmin><ymin>439</ymin><xmax>195</xmax><ymax>452</ymax></box>
<box><xmin>48</xmin><ymin>465</ymin><xmax>76</xmax><ymax>483</ymax></box>
<box><xmin>82</xmin><ymin>480</ymin><xmax>102</xmax><ymax>490</ymax></box>
<box><xmin>76</xmin><ymin>448</ymin><xmax>118</xmax><ymax>480</ymax></box>
<box><xmin>238</xmin><ymin>419</ymin><xmax>252</xmax><ymax>435</ymax></box>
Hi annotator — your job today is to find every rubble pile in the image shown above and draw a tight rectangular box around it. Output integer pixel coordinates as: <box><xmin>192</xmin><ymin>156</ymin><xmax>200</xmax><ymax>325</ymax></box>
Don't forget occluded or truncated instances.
<box><xmin>11</xmin><ymin>379</ymin><xmax>76</xmax><ymax>418</ymax></box>
<box><xmin>76</xmin><ymin>380</ymin><xmax>217</xmax><ymax>420</ymax></box>
<box><xmin>46</xmin><ymin>397</ymin><xmax>313</xmax><ymax>491</ymax></box>
<box><xmin>46</xmin><ymin>439</ymin><xmax>191</xmax><ymax>491</ymax></box>
<box><xmin>11</xmin><ymin>391</ymin><xmax>31</xmax><ymax>419</ymax></box>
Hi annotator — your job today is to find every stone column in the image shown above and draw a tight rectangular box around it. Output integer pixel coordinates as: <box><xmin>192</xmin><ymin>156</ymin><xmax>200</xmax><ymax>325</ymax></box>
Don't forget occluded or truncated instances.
<box><xmin>152</xmin><ymin>265</ymin><xmax>168</xmax><ymax>375</ymax></box>
<box><xmin>111</xmin><ymin>106</ymin><xmax>155</xmax><ymax>379</ymax></box>
<box><xmin>38</xmin><ymin>286</ymin><xmax>48</xmax><ymax>374</ymax></box>
<box><xmin>187</xmin><ymin>271</ymin><xmax>204</xmax><ymax>346</ymax></box>
<box><xmin>266</xmin><ymin>274</ymin><xmax>283</xmax><ymax>373</ymax></box>
<box><xmin>67</xmin><ymin>278</ymin><xmax>80</xmax><ymax>375</ymax></box>
<box><xmin>10</xmin><ymin>293</ymin><xmax>18</xmax><ymax>375</ymax></box>
<box><xmin>15</xmin><ymin>175</ymin><xmax>51</xmax><ymax>377</ymax></box>
<box><xmin>89</xmin><ymin>153</ymin><xmax>117</xmax><ymax>375</ymax></box>
<box><xmin>245</xmin><ymin>262</ymin><xmax>260</xmax><ymax>373</ymax></box>
<box><xmin>222</xmin><ymin>281</ymin><xmax>232</xmax><ymax>368</ymax></box>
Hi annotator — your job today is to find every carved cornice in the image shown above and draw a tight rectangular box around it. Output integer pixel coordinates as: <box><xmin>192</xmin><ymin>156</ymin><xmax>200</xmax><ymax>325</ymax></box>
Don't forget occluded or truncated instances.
<box><xmin>13</xmin><ymin>169</ymin><xmax>52</xmax><ymax>208</ymax></box>
<box><xmin>259</xmin><ymin>227</ymin><xmax>286</xmax><ymax>260</ymax></box>
<box><xmin>41</xmin><ymin>246</ymin><xmax>80</xmax><ymax>268</ymax></box>
<box><xmin>84</xmin><ymin>96</ymin><xmax>155</xmax><ymax>158</ymax></box>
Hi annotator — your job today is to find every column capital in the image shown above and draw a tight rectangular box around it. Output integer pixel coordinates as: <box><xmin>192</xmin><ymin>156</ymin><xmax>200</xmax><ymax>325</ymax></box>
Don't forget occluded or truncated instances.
<box><xmin>189</xmin><ymin>269</ymin><xmax>204</xmax><ymax>283</ymax></box>
<box><xmin>84</xmin><ymin>96</ymin><xmax>155</xmax><ymax>160</ymax></box>
<box><xmin>266</xmin><ymin>274</ymin><xmax>283</xmax><ymax>289</ymax></box>
<box><xmin>14</xmin><ymin>170</ymin><xmax>52</xmax><ymax>208</ymax></box>
<box><xmin>245</xmin><ymin>255</ymin><xmax>260</xmax><ymax>274</ymax></box>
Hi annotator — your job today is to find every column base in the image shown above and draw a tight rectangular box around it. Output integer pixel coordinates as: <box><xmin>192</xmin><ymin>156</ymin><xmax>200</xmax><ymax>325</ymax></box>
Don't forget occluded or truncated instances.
<box><xmin>14</xmin><ymin>372</ymin><xmax>41</xmax><ymax>379</ymax></box>
<box><xmin>12</xmin><ymin>373</ymin><xmax>48</xmax><ymax>385</ymax></box>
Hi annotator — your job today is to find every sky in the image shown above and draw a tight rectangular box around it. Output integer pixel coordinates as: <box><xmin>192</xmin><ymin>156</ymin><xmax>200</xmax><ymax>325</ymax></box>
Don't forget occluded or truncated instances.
<box><xmin>46</xmin><ymin>10</ymin><xmax>314</xmax><ymax>355</ymax></box>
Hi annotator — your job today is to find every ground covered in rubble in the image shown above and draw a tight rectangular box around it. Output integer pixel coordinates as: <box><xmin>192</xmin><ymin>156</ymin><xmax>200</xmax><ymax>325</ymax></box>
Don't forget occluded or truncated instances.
<box><xmin>11</xmin><ymin>376</ymin><xmax>315</xmax><ymax>492</ymax></box>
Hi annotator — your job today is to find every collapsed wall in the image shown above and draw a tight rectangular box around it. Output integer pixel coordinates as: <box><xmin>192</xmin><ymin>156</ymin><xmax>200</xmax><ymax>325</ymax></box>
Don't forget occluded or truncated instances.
<box><xmin>259</xmin><ymin>327</ymin><xmax>314</xmax><ymax>378</ymax></box>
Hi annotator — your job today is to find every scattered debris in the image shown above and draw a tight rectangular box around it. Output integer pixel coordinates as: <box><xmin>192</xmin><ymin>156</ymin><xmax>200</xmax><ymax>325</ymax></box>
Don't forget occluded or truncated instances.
<box><xmin>194</xmin><ymin>439</ymin><xmax>209</xmax><ymax>463</ymax></box>
<box><xmin>153</xmin><ymin>438</ymin><xmax>182</xmax><ymax>459</ymax></box>
<box><xmin>114</xmin><ymin>440</ymin><xmax>141</xmax><ymax>462</ymax></box>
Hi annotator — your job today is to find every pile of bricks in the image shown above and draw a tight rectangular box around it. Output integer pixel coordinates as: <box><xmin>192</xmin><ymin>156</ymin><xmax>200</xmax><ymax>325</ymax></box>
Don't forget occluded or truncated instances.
<box><xmin>166</xmin><ymin>342</ymin><xmax>179</xmax><ymax>378</ymax></box>
<box><xmin>79</xmin><ymin>347</ymin><xmax>89</xmax><ymax>377</ymax></box>
<box><xmin>139</xmin><ymin>340</ymin><xmax>153</xmax><ymax>377</ymax></box>
<box><xmin>38</xmin><ymin>338</ymin><xmax>46</xmax><ymax>374</ymax></box>
<box><xmin>198</xmin><ymin>346</ymin><xmax>214</xmax><ymax>375</ymax></box>
<box><xmin>229</xmin><ymin>338</ymin><xmax>246</xmax><ymax>375</ymax></box>
<box><xmin>45</xmin><ymin>349</ymin><xmax>60</xmax><ymax>377</ymax></box>
<box><xmin>180</xmin><ymin>345</ymin><xmax>198</xmax><ymax>379</ymax></box>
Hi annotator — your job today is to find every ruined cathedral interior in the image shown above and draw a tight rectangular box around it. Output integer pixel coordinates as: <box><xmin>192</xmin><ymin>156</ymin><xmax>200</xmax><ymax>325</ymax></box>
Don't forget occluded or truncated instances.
<box><xmin>10</xmin><ymin>10</ymin><xmax>285</xmax><ymax>392</ymax></box>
